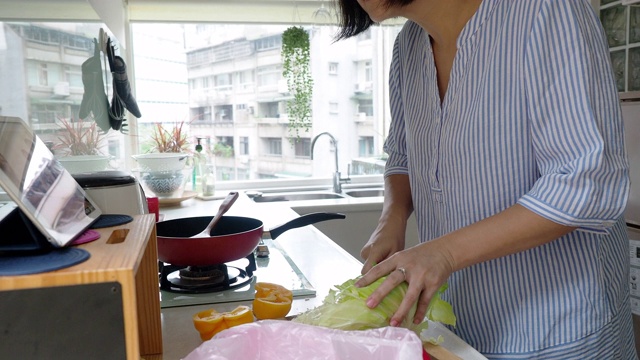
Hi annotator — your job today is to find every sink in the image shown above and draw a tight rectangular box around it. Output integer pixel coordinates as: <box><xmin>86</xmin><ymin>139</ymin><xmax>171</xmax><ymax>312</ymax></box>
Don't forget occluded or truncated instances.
<box><xmin>247</xmin><ymin>185</ymin><xmax>385</xmax><ymax>203</ymax></box>
<box><xmin>251</xmin><ymin>192</ymin><xmax>345</xmax><ymax>203</ymax></box>
<box><xmin>344</xmin><ymin>189</ymin><xmax>384</xmax><ymax>198</ymax></box>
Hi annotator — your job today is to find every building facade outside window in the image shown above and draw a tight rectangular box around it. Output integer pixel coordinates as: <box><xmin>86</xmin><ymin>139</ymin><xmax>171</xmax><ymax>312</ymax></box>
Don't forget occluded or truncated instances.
<box><xmin>0</xmin><ymin>20</ymin><xmax>401</xmax><ymax>182</ymax></box>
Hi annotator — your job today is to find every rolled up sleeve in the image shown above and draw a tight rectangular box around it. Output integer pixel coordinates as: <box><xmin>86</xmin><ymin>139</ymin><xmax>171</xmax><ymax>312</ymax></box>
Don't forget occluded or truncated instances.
<box><xmin>384</xmin><ymin>36</ymin><xmax>410</xmax><ymax>178</ymax></box>
<box><xmin>518</xmin><ymin>0</ymin><xmax>629</xmax><ymax>233</ymax></box>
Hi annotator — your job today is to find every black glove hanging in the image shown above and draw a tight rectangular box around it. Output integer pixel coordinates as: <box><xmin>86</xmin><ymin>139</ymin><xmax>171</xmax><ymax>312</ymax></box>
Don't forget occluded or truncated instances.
<box><xmin>107</xmin><ymin>38</ymin><xmax>142</xmax><ymax>129</ymax></box>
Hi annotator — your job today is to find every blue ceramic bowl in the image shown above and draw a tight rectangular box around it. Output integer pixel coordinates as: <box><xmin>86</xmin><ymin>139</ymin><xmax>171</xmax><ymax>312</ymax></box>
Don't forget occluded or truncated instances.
<box><xmin>143</xmin><ymin>172</ymin><xmax>184</xmax><ymax>196</ymax></box>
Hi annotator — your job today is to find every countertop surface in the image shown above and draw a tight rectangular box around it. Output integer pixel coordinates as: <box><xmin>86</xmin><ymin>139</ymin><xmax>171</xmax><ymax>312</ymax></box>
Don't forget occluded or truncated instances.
<box><xmin>151</xmin><ymin>192</ymin><xmax>486</xmax><ymax>360</ymax></box>
<box><xmin>153</xmin><ymin>192</ymin><xmax>364</xmax><ymax>359</ymax></box>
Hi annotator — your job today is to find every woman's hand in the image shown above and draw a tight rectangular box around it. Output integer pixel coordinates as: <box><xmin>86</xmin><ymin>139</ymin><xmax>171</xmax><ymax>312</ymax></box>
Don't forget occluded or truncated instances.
<box><xmin>361</xmin><ymin>174</ymin><xmax>414</xmax><ymax>273</ymax></box>
<box><xmin>360</xmin><ymin>217</ymin><xmax>407</xmax><ymax>273</ymax></box>
<box><xmin>356</xmin><ymin>240</ymin><xmax>455</xmax><ymax>327</ymax></box>
<box><xmin>356</xmin><ymin>204</ymin><xmax>577</xmax><ymax>327</ymax></box>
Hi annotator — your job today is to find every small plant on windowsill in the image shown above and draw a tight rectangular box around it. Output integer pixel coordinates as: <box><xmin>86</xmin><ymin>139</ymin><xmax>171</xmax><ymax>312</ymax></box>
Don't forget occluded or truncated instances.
<box><xmin>148</xmin><ymin>121</ymin><xmax>190</xmax><ymax>153</ymax></box>
<box><xmin>54</xmin><ymin>116</ymin><xmax>106</xmax><ymax>157</ymax></box>
<box><xmin>282</xmin><ymin>26</ymin><xmax>313</xmax><ymax>140</ymax></box>
<box><xmin>53</xmin><ymin>117</ymin><xmax>111</xmax><ymax>174</ymax></box>
<box><xmin>133</xmin><ymin>121</ymin><xmax>191</xmax><ymax>174</ymax></box>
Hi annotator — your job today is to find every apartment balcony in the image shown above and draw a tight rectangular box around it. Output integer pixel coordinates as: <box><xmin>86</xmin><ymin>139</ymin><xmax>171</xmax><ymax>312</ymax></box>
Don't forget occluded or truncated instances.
<box><xmin>354</xmin><ymin>82</ymin><xmax>373</xmax><ymax>93</ymax></box>
<box><xmin>354</xmin><ymin>112</ymin><xmax>373</xmax><ymax>124</ymax></box>
<box><xmin>256</xmin><ymin>113</ymin><xmax>289</xmax><ymax>125</ymax></box>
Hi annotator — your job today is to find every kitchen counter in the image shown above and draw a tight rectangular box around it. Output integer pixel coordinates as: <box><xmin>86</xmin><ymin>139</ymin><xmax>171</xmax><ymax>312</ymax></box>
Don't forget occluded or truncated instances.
<box><xmin>149</xmin><ymin>192</ymin><xmax>364</xmax><ymax>359</ymax></box>
<box><xmin>148</xmin><ymin>192</ymin><xmax>484</xmax><ymax>360</ymax></box>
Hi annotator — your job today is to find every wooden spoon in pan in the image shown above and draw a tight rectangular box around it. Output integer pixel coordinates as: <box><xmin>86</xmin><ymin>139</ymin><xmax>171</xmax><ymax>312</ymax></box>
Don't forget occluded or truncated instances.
<box><xmin>190</xmin><ymin>191</ymin><xmax>239</xmax><ymax>238</ymax></box>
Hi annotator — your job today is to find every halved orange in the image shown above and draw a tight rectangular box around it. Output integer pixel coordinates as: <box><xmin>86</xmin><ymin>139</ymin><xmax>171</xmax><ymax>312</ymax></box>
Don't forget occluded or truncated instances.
<box><xmin>192</xmin><ymin>305</ymin><xmax>254</xmax><ymax>341</ymax></box>
<box><xmin>252</xmin><ymin>282</ymin><xmax>293</xmax><ymax>320</ymax></box>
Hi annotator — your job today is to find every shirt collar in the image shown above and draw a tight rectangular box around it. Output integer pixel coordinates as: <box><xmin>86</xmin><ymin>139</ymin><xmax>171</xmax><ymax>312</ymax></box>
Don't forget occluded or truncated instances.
<box><xmin>457</xmin><ymin>0</ymin><xmax>501</xmax><ymax>48</ymax></box>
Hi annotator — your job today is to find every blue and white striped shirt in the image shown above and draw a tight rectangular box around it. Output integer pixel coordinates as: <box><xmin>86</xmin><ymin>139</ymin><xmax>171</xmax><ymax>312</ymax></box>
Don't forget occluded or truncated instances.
<box><xmin>384</xmin><ymin>0</ymin><xmax>636</xmax><ymax>358</ymax></box>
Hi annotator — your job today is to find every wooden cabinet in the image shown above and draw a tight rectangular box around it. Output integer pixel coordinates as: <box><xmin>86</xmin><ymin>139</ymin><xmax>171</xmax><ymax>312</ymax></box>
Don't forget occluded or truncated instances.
<box><xmin>0</xmin><ymin>215</ymin><xmax>162</xmax><ymax>359</ymax></box>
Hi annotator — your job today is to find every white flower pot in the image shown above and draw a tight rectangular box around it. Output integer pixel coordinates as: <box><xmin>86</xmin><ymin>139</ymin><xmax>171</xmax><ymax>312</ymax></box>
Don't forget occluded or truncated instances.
<box><xmin>57</xmin><ymin>155</ymin><xmax>112</xmax><ymax>174</ymax></box>
<box><xmin>132</xmin><ymin>153</ymin><xmax>190</xmax><ymax>172</ymax></box>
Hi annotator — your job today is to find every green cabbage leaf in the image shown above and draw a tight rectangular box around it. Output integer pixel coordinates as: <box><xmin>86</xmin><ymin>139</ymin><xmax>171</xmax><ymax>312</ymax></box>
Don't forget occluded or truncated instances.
<box><xmin>292</xmin><ymin>276</ymin><xmax>456</xmax><ymax>333</ymax></box>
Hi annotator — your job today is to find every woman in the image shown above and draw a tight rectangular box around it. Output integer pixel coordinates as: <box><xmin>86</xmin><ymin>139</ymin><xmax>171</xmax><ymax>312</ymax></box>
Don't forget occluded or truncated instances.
<box><xmin>334</xmin><ymin>0</ymin><xmax>637</xmax><ymax>358</ymax></box>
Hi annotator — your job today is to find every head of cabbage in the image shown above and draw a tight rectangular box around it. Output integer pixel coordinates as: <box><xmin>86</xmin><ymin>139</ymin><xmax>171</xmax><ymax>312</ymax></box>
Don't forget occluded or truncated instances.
<box><xmin>292</xmin><ymin>276</ymin><xmax>456</xmax><ymax>333</ymax></box>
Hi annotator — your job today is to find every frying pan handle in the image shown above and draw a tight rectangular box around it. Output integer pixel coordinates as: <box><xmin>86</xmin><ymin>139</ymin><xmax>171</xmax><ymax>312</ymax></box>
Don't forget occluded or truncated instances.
<box><xmin>268</xmin><ymin>212</ymin><xmax>346</xmax><ymax>239</ymax></box>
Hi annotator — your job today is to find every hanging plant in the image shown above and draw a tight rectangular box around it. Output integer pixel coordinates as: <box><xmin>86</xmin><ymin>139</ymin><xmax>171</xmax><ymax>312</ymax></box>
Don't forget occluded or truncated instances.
<box><xmin>282</xmin><ymin>26</ymin><xmax>313</xmax><ymax>139</ymax></box>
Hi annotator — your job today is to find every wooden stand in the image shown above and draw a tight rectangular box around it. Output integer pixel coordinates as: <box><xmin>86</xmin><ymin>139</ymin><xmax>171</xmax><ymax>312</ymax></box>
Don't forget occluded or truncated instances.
<box><xmin>0</xmin><ymin>214</ymin><xmax>162</xmax><ymax>359</ymax></box>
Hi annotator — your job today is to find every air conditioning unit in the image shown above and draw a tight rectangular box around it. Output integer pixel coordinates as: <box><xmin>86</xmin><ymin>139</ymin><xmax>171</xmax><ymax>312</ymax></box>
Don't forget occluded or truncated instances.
<box><xmin>355</xmin><ymin>112</ymin><xmax>367</xmax><ymax>122</ymax></box>
<box><xmin>53</xmin><ymin>82</ymin><xmax>70</xmax><ymax>96</ymax></box>
<box><xmin>354</xmin><ymin>83</ymin><xmax>372</xmax><ymax>92</ymax></box>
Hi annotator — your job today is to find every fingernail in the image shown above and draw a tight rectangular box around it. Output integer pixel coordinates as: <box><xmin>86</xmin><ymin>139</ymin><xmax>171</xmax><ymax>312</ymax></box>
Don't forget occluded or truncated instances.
<box><xmin>366</xmin><ymin>298</ymin><xmax>375</xmax><ymax>308</ymax></box>
<box><xmin>390</xmin><ymin>319</ymin><xmax>399</xmax><ymax>327</ymax></box>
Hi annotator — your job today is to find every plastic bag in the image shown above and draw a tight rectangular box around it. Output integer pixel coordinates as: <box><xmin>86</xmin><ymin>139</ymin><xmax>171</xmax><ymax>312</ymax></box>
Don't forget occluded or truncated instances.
<box><xmin>183</xmin><ymin>320</ymin><xmax>427</xmax><ymax>360</ymax></box>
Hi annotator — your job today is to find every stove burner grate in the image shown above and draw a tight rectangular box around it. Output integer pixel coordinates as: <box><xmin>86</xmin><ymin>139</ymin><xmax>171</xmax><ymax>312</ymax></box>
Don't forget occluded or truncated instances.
<box><xmin>159</xmin><ymin>253</ymin><xmax>257</xmax><ymax>294</ymax></box>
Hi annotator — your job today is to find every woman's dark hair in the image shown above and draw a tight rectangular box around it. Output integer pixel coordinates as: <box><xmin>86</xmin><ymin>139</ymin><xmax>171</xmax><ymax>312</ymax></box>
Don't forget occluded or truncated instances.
<box><xmin>334</xmin><ymin>0</ymin><xmax>413</xmax><ymax>40</ymax></box>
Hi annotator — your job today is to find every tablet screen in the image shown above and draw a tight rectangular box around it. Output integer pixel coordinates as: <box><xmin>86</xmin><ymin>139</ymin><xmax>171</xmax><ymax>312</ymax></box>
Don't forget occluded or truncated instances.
<box><xmin>0</xmin><ymin>116</ymin><xmax>102</xmax><ymax>247</ymax></box>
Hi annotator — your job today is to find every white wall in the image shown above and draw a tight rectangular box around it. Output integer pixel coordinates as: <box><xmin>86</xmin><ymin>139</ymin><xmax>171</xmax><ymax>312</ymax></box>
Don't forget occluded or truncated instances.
<box><xmin>292</xmin><ymin>203</ymin><xmax>419</xmax><ymax>261</ymax></box>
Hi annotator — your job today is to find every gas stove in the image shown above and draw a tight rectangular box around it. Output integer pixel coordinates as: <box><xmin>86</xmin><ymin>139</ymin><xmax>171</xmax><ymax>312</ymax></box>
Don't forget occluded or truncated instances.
<box><xmin>159</xmin><ymin>238</ymin><xmax>315</xmax><ymax>308</ymax></box>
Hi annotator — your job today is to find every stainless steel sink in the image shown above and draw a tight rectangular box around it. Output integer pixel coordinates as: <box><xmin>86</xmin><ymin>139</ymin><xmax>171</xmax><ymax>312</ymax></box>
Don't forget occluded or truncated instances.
<box><xmin>344</xmin><ymin>189</ymin><xmax>384</xmax><ymax>198</ymax></box>
<box><xmin>251</xmin><ymin>192</ymin><xmax>345</xmax><ymax>203</ymax></box>
<box><xmin>247</xmin><ymin>184</ymin><xmax>385</xmax><ymax>203</ymax></box>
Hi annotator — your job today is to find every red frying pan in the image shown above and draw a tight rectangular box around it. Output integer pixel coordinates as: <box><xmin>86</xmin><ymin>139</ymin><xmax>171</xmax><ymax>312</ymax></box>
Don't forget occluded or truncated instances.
<box><xmin>156</xmin><ymin>212</ymin><xmax>345</xmax><ymax>266</ymax></box>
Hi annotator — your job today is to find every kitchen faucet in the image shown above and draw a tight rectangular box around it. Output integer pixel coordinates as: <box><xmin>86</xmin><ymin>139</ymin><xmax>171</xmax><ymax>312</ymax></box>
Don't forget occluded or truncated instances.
<box><xmin>310</xmin><ymin>132</ymin><xmax>350</xmax><ymax>193</ymax></box>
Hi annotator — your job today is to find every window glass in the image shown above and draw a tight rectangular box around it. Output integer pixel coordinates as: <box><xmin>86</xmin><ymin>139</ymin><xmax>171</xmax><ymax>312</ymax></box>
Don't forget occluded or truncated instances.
<box><xmin>133</xmin><ymin>23</ymin><xmax>400</xmax><ymax>181</ymax></box>
<box><xmin>0</xmin><ymin>20</ymin><xmax>400</xmax><ymax>183</ymax></box>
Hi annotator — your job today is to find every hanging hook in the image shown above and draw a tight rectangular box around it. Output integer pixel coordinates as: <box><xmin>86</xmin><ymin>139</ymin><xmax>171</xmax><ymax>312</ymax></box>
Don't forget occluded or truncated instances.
<box><xmin>99</xmin><ymin>28</ymin><xmax>105</xmax><ymax>53</ymax></box>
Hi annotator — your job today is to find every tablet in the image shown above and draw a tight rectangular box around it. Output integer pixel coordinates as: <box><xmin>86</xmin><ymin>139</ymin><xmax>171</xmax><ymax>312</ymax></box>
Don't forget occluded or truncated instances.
<box><xmin>0</xmin><ymin>116</ymin><xmax>102</xmax><ymax>247</ymax></box>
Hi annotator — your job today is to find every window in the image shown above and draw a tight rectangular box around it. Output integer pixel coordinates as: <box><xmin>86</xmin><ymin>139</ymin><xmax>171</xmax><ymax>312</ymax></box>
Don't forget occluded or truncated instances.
<box><xmin>214</xmin><ymin>136</ymin><xmax>234</xmax><ymax>157</ymax></box>
<box><xmin>359</xmin><ymin>136</ymin><xmax>374</xmax><ymax>157</ymax></box>
<box><xmin>108</xmin><ymin>139</ymin><xmax>121</xmax><ymax>158</ymax></box>
<box><xmin>214</xmin><ymin>73</ymin><xmax>231</xmax><ymax>89</ymax></box>
<box><xmin>364</xmin><ymin>61</ymin><xmax>372</xmax><ymax>83</ymax></box>
<box><xmin>236</xmin><ymin>70</ymin><xmax>254</xmax><ymax>90</ymax></box>
<box><xmin>294</xmin><ymin>138</ymin><xmax>311</xmax><ymax>158</ymax></box>
<box><xmin>358</xmin><ymin>29</ymin><xmax>372</xmax><ymax>41</ymax></box>
<box><xmin>192</xmin><ymin>106</ymin><xmax>212</xmax><ymax>122</ymax></box>
<box><xmin>600</xmin><ymin>1</ymin><xmax>640</xmax><ymax>93</ymax></box>
<box><xmin>329</xmin><ymin>101</ymin><xmax>339</xmax><ymax>115</ymax></box>
<box><xmin>1</xmin><ymin>18</ymin><xmax>402</xmax><ymax>184</ymax></box>
<box><xmin>265</xmin><ymin>137</ymin><xmax>282</xmax><ymax>156</ymax></box>
<box><xmin>257</xmin><ymin>65</ymin><xmax>281</xmax><ymax>87</ymax></box>
<box><xmin>258</xmin><ymin>101</ymin><xmax>280</xmax><ymax>118</ymax></box>
<box><xmin>329</xmin><ymin>62</ymin><xmax>338</xmax><ymax>75</ymax></box>
<box><xmin>357</xmin><ymin>100</ymin><xmax>374</xmax><ymax>117</ymax></box>
<box><xmin>239</xmin><ymin>136</ymin><xmax>249</xmax><ymax>155</ymax></box>
<box><xmin>214</xmin><ymin>105</ymin><xmax>233</xmax><ymax>122</ymax></box>
<box><xmin>255</xmin><ymin>35</ymin><xmax>282</xmax><ymax>51</ymax></box>
<box><xmin>38</xmin><ymin>63</ymin><xmax>48</xmax><ymax>86</ymax></box>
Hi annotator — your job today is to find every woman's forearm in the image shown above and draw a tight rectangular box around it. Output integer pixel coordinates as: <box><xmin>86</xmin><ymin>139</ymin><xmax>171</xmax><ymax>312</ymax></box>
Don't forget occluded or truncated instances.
<box><xmin>433</xmin><ymin>203</ymin><xmax>577</xmax><ymax>272</ymax></box>
<box><xmin>379</xmin><ymin>174</ymin><xmax>414</xmax><ymax>225</ymax></box>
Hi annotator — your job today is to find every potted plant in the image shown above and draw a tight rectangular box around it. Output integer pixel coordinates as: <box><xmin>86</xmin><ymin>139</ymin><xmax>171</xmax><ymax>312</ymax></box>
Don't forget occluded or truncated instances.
<box><xmin>148</xmin><ymin>121</ymin><xmax>190</xmax><ymax>154</ymax></box>
<box><xmin>281</xmin><ymin>26</ymin><xmax>313</xmax><ymax>139</ymax></box>
<box><xmin>53</xmin><ymin>117</ymin><xmax>111</xmax><ymax>174</ymax></box>
<box><xmin>133</xmin><ymin>121</ymin><xmax>191</xmax><ymax>172</ymax></box>
<box><xmin>133</xmin><ymin>121</ymin><xmax>191</xmax><ymax>197</ymax></box>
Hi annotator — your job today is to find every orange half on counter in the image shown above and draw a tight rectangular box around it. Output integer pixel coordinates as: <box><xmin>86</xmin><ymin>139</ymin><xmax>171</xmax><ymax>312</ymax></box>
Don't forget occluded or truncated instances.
<box><xmin>193</xmin><ymin>305</ymin><xmax>254</xmax><ymax>341</ymax></box>
<box><xmin>252</xmin><ymin>282</ymin><xmax>293</xmax><ymax>320</ymax></box>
